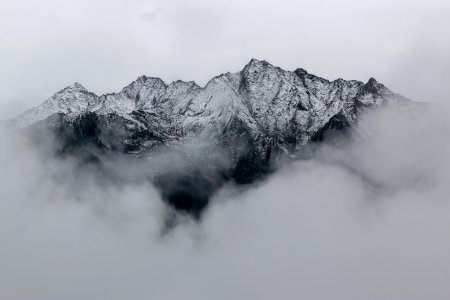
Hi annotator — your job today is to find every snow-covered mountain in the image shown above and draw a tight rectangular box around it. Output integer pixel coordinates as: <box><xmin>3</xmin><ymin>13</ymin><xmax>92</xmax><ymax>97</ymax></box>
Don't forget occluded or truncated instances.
<box><xmin>10</xmin><ymin>59</ymin><xmax>412</xmax><ymax>217</ymax></box>
<box><xmin>12</xmin><ymin>59</ymin><xmax>408</xmax><ymax>132</ymax></box>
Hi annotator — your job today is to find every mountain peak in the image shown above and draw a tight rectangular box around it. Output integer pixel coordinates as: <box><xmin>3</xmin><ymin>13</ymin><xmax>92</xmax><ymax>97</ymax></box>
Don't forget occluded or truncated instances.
<box><xmin>169</xmin><ymin>79</ymin><xmax>199</xmax><ymax>87</ymax></box>
<box><xmin>133</xmin><ymin>76</ymin><xmax>166</xmax><ymax>86</ymax></box>
<box><xmin>241</xmin><ymin>59</ymin><xmax>278</xmax><ymax>81</ymax></box>
<box><xmin>294</xmin><ymin>68</ymin><xmax>308</xmax><ymax>77</ymax></box>
<box><xmin>367</xmin><ymin>77</ymin><xmax>379</xmax><ymax>85</ymax></box>
<box><xmin>363</xmin><ymin>77</ymin><xmax>384</xmax><ymax>94</ymax></box>
<box><xmin>69</xmin><ymin>82</ymin><xmax>86</xmax><ymax>90</ymax></box>
<box><xmin>248</xmin><ymin>58</ymin><xmax>262</xmax><ymax>64</ymax></box>
<box><xmin>55</xmin><ymin>82</ymin><xmax>88</xmax><ymax>95</ymax></box>
<box><xmin>244</xmin><ymin>58</ymin><xmax>272</xmax><ymax>69</ymax></box>
<box><xmin>120</xmin><ymin>76</ymin><xmax>167</xmax><ymax>96</ymax></box>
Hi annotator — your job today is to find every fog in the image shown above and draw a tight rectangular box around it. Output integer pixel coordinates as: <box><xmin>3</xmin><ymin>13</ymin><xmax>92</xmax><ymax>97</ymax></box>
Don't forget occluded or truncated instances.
<box><xmin>1</xmin><ymin>0</ymin><xmax>449</xmax><ymax>298</ymax></box>
<box><xmin>0</xmin><ymin>103</ymin><xmax>449</xmax><ymax>300</ymax></box>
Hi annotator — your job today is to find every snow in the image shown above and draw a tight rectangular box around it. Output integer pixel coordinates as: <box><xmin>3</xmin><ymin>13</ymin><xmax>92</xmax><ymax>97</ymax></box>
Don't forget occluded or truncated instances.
<box><xmin>11</xmin><ymin>58</ymin><xmax>410</xmax><ymax>146</ymax></box>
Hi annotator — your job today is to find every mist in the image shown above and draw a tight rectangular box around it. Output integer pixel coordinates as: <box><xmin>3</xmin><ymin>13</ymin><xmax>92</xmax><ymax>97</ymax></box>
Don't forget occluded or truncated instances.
<box><xmin>0</xmin><ymin>102</ymin><xmax>449</xmax><ymax>300</ymax></box>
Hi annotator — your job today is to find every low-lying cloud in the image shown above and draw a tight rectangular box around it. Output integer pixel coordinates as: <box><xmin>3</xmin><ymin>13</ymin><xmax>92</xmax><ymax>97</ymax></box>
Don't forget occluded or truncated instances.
<box><xmin>1</xmin><ymin>103</ymin><xmax>450</xmax><ymax>300</ymax></box>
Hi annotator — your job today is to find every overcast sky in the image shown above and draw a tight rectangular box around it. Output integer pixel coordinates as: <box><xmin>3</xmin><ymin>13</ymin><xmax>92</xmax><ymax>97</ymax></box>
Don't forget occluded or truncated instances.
<box><xmin>1</xmin><ymin>2</ymin><xmax>450</xmax><ymax>298</ymax></box>
<box><xmin>1</xmin><ymin>0</ymin><xmax>449</xmax><ymax>117</ymax></box>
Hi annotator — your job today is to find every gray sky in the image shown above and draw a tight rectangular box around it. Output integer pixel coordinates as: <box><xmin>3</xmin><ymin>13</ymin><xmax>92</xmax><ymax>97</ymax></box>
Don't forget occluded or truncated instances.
<box><xmin>0</xmin><ymin>0</ymin><xmax>449</xmax><ymax>118</ymax></box>
<box><xmin>1</xmin><ymin>3</ymin><xmax>450</xmax><ymax>298</ymax></box>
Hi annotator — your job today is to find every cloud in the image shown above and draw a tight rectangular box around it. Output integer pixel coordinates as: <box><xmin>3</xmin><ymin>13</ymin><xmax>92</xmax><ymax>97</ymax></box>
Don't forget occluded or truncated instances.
<box><xmin>1</xmin><ymin>102</ymin><xmax>450</xmax><ymax>299</ymax></box>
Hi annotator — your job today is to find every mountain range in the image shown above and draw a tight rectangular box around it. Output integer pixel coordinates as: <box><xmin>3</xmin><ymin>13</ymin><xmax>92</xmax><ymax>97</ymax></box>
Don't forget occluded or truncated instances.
<box><xmin>10</xmin><ymin>59</ymin><xmax>412</xmax><ymax>219</ymax></box>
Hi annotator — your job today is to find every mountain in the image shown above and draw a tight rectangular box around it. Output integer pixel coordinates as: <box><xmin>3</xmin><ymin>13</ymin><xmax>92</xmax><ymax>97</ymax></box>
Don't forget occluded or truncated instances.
<box><xmin>10</xmin><ymin>59</ymin><xmax>411</xmax><ymax>219</ymax></box>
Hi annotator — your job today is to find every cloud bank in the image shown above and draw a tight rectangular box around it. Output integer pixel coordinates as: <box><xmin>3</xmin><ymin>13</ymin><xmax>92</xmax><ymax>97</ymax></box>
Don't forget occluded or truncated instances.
<box><xmin>1</xmin><ymin>103</ymin><xmax>450</xmax><ymax>300</ymax></box>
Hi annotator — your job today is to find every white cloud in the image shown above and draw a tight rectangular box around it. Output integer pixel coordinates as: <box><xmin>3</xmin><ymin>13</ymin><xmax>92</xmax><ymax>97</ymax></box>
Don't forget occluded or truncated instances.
<box><xmin>1</xmin><ymin>104</ymin><xmax>450</xmax><ymax>299</ymax></box>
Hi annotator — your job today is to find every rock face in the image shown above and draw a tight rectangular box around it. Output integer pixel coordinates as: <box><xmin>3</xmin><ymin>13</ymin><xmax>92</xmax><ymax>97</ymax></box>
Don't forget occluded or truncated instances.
<box><xmin>10</xmin><ymin>59</ymin><xmax>411</xmax><ymax>218</ymax></box>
